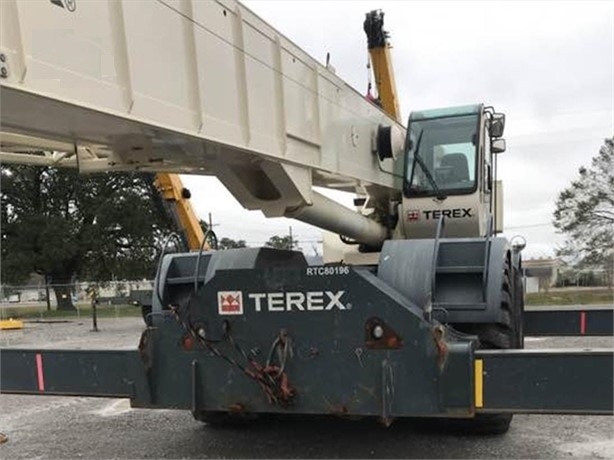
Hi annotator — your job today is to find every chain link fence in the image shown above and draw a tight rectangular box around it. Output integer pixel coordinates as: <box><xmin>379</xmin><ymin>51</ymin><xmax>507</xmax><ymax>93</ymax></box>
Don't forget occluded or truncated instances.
<box><xmin>0</xmin><ymin>280</ymin><xmax>154</xmax><ymax>320</ymax></box>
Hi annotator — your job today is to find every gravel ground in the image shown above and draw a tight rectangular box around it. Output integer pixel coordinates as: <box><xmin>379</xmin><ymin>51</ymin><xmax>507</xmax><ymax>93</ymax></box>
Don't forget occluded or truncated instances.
<box><xmin>0</xmin><ymin>317</ymin><xmax>612</xmax><ymax>459</ymax></box>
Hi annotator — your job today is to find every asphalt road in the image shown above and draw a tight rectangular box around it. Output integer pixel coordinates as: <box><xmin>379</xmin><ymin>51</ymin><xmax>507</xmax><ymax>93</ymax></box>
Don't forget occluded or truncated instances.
<box><xmin>1</xmin><ymin>317</ymin><xmax>613</xmax><ymax>459</ymax></box>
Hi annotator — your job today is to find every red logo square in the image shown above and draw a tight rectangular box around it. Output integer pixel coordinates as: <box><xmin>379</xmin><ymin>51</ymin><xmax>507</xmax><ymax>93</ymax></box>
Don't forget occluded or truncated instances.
<box><xmin>407</xmin><ymin>210</ymin><xmax>420</xmax><ymax>221</ymax></box>
<box><xmin>218</xmin><ymin>291</ymin><xmax>243</xmax><ymax>315</ymax></box>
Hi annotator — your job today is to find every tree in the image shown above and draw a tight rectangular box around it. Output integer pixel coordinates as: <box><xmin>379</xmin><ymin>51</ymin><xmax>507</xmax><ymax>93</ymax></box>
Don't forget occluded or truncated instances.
<box><xmin>1</xmin><ymin>165</ymin><xmax>174</xmax><ymax>310</ymax></box>
<box><xmin>265</xmin><ymin>234</ymin><xmax>298</xmax><ymax>250</ymax></box>
<box><xmin>218</xmin><ymin>237</ymin><xmax>247</xmax><ymax>250</ymax></box>
<box><xmin>553</xmin><ymin>137</ymin><xmax>614</xmax><ymax>286</ymax></box>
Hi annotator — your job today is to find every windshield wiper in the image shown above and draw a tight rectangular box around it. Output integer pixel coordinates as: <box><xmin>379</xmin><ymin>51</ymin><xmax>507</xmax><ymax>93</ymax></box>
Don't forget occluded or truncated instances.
<box><xmin>411</xmin><ymin>130</ymin><xmax>447</xmax><ymax>201</ymax></box>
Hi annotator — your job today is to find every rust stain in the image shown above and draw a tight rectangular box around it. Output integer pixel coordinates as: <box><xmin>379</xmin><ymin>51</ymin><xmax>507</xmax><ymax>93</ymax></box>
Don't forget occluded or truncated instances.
<box><xmin>228</xmin><ymin>403</ymin><xmax>245</xmax><ymax>413</ymax></box>
<box><xmin>365</xmin><ymin>317</ymin><xmax>403</xmax><ymax>349</ymax></box>
<box><xmin>432</xmin><ymin>324</ymin><xmax>449</xmax><ymax>371</ymax></box>
<box><xmin>137</xmin><ymin>328</ymin><xmax>153</xmax><ymax>370</ymax></box>
<box><xmin>330</xmin><ymin>404</ymin><xmax>348</xmax><ymax>415</ymax></box>
<box><xmin>181</xmin><ymin>334</ymin><xmax>194</xmax><ymax>351</ymax></box>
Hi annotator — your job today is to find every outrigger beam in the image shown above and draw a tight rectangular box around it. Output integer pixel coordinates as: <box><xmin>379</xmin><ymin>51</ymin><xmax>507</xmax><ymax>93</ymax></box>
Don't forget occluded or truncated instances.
<box><xmin>2</xmin><ymin>347</ymin><xmax>612</xmax><ymax>415</ymax></box>
<box><xmin>475</xmin><ymin>349</ymin><xmax>613</xmax><ymax>414</ymax></box>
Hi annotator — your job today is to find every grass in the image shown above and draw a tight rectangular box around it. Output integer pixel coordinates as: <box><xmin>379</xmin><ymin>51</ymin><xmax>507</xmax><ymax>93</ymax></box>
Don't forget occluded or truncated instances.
<box><xmin>0</xmin><ymin>303</ymin><xmax>142</xmax><ymax>320</ymax></box>
<box><xmin>525</xmin><ymin>287</ymin><xmax>613</xmax><ymax>306</ymax></box>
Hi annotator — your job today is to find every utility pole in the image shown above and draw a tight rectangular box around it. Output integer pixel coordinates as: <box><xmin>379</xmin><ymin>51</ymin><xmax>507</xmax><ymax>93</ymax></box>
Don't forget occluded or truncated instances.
<box><xmin>88</xmin><ymin>284</ymin><xmax>99</xmax><ymax>333</ymax></box>
<box><xmin>289</xmin><ymin>225</ymin><xmax>293</xmax><ymax>249</ymax></box>
<box><xmin>44</xmin><ymin>275</ymin><xmax>51</xmax><ymax>311</ymax></box>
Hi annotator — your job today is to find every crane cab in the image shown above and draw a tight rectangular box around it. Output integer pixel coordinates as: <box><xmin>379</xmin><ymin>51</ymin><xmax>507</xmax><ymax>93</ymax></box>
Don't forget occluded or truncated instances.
<box><xmin>398</xmin><ymin>104</ymin><xmax>506</xmax><ymax>239</ymax></box>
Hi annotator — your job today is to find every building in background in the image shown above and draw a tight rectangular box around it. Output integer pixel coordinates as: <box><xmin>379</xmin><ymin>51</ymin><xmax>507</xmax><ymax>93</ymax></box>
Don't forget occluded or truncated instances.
<box><xmin>522</xmin><ymin>258</ymin><xmax>560</xmax><ymax>293</ymax></box>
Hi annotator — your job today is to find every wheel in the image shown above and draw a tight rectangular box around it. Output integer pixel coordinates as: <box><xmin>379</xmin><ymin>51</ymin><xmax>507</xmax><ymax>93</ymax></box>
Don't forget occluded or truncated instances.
<box><xmin>471</xmin><ymin>258</ymin><xmax>523</xmax><ymax>349</ymax></box>
<box><xmin>451</xmin><ymin>255</ymin><xmax>523</xmax><ymax>435</ymax></box>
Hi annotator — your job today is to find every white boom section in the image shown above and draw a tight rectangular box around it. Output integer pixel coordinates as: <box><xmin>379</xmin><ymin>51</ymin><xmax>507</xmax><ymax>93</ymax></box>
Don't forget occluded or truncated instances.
<box><xmin>0</xmin><ymin>0</ymin><xmax>404</xmax><ymax>244</ymax></box>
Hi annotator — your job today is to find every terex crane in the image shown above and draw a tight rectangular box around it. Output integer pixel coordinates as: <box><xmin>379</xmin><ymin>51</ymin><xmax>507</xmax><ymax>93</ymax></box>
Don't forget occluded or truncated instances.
<box><xmin>0</xmin><ymin>0</ymin><xmax>612</xmax><ymax>436</ymax></box>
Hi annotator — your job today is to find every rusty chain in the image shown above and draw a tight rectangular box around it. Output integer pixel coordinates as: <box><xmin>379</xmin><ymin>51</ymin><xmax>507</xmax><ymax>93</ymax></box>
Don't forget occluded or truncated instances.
<box><xmin>169</xmin><ymin>303</ymin><xmax>295</xmax><ymax>406</ymax></box>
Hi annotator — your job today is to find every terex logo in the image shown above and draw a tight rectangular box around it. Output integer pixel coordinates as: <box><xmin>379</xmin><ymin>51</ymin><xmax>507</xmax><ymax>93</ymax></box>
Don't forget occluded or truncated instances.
<box><xmin>248</xmin><ymin>291</ymin><xmax>347</xmax><ymax>312</ymax></box>
<box><xmin>218</xmin><ymin>291</ymin><xmax>243</xmax><ymax>315</ymax></box>
<box><xmin>420</xmin><ymin>208</ymin><xmax>473</xmax><ymax>220</ymax></box>
<box><xmin>407</xmin><ymin>210</ymin><xmax>420</xmax><ymax>221</ymax></box>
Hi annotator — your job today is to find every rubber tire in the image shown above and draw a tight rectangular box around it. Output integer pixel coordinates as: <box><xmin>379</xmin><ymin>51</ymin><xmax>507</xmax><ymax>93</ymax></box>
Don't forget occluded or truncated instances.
<box><xmin>452</xmin><ymin>256</ymin><xmax>523</xmax><ymax>435</ymax></box>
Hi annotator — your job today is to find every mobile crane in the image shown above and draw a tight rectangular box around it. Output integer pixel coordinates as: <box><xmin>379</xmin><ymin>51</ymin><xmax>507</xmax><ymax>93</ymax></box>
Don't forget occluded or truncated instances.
<box><xmin>0</xmin><ymin>0</ymin><xmax>611</xmax><ymax>436</ymax></box>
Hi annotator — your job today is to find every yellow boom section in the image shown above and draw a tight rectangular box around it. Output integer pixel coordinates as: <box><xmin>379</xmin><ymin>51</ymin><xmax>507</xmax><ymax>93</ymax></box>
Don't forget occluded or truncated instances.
<box><xmin>153</xmin><ymin>173</ymin><xmax>206</xmax><ymax>251</ymax></box>
<box><xmin>364</xmin><ymin>10</ymin><xmax>402</xmax><ymax>123</ymax></box>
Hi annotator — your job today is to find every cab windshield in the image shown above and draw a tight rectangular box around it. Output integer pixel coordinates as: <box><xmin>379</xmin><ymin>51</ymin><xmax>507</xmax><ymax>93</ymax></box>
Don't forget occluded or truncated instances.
<box><xmin>404</xmin><ymin>114</ymin><xmax>478</xmax><ymax>198</ymax></box>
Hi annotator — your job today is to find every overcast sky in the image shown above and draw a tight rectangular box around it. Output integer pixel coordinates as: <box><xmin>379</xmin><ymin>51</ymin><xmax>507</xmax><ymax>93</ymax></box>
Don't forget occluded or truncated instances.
<box><xmin>181</xmin><ymin>0</ymin><xmax>614</xmax><ymax>259</ymax></box>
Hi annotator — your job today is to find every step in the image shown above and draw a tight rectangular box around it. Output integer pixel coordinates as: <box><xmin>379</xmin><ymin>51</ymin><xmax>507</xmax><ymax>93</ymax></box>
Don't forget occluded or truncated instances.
<box><xmin>436</xmin><ymin>265</ymin><xmax>485</xmax><ymax>274</ymax></box>
<box><xmin>433</xmin><ymin>302</ymin><xmax>488</xmax><ymax>311</ymax></box>
<box><xmin>165</xmin><ymin>276</ymin><xmax>206</xmax><ymax>286</ymax></box>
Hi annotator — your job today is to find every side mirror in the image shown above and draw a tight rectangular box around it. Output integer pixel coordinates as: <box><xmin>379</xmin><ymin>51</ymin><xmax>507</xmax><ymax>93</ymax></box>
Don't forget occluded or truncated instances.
<box><xmin>490</xmin><ymin>113</ymin><xmax>505</xmax><ymax>138</ymax></box>
<box><xmin>492</xmin><ymin>138</ymin><xmax>506</xmax><ymax>154</ymax></box>
<box><xmin>511</xmin><ymin>235</ymin><xmax>527</xmax><ymax>252</ymax></box>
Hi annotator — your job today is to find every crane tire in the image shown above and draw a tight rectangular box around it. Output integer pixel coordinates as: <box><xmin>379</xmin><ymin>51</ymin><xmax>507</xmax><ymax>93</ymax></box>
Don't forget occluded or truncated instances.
<box><xmin>449</xmin><ymin>255</ymin><xmax>523</xmax><ymax>435</ymax></box>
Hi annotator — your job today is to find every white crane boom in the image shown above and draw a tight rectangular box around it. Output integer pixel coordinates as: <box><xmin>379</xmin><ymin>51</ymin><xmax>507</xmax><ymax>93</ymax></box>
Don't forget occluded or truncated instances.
<box><xmin>0</xmin><ymin>0</ymin><xmax>405</xmax><ymax>245</ymax></box>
